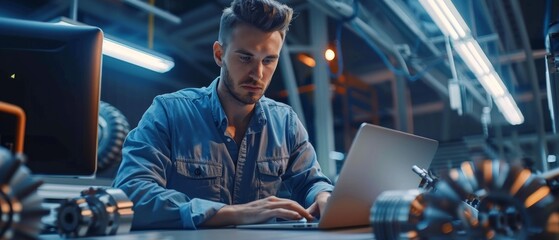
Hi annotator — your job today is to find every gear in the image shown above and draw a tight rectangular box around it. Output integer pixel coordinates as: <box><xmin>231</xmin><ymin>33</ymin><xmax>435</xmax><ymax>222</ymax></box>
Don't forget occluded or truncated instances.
<box><xmin>56</xmin><ymin>187</ymin><xmax>134</xmax><ymax>238</ymax></box>
<box><xmin>0</xmin><ymin>149</ymin><xmax>48</xmax><ymax>240</ymax></box>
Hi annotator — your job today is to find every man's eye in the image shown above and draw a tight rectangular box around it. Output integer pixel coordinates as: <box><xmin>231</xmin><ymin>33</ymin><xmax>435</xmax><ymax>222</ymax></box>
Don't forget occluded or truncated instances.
<box><xmin>263</xmin><ymin>58</ymin><xmax>276</xmax><ymax>65</ymax></box>
<box><xmin>240</xmin><ymin>56</ymin><xmax>251</xmax><ymax>62</ymax></box>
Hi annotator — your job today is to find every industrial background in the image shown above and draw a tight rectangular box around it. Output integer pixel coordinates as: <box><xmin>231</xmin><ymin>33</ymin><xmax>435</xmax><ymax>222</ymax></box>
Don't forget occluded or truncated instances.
<box><xmin>1</xmin><ymin>0</ymin><xmax>558</xmax><ymax>179</ymax></box>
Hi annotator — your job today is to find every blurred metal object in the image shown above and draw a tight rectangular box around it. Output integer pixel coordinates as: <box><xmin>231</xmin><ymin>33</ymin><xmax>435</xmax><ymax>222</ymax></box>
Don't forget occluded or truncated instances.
<box><xmin>0</xmin><ymin>149</ymin><xmax>47</xmax><ymax>240</ymax></box>
<box><xmin>56</xmin><ymin>187</ymin><xmax>133</xmax><ymax>238</ymax></box>
<box><xmin>0</xmin><ymin>101</ymin><xmax>48</xmax><ymax>239</ymax></box>
<box><xmin>371</xmin><ymin>188</ymin><xmax>476</xmax><ymax>240</ymax></box>
<box><xmin>440</xmin><ymin>159</ymin><xmax>559</xmax><ymax>239</ymax></box>
<box><xmin>371</xmin><ymin>159</ymin><xmax>559</xmax><ymax>239</ymax></box>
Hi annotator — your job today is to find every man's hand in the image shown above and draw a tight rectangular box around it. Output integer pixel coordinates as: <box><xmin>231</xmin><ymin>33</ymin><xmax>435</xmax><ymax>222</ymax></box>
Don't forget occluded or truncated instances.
<box><xmin>305</xmin><ymin>192</ymin><xmax>331</xmax><ymax>218</ymax></box>
<box><xmin>202</xmin><ymin>196</ymin><xmax>314</xmax><ymax>227</ymax></box>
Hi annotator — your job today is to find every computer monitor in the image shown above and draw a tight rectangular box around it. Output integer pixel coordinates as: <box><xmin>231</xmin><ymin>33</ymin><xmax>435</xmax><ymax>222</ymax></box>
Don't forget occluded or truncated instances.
<box><xmin>0</xmin><ymin>17</ymin><xmax>102</xmax><ymax>176</ymax></box>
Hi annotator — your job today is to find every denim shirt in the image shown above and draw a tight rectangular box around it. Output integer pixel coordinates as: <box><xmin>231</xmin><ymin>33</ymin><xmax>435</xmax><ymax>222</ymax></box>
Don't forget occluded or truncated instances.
<box><xmin>113</xmin><ymin>78</ymin><xmax>334</xmax><ymax>230</ymax></box>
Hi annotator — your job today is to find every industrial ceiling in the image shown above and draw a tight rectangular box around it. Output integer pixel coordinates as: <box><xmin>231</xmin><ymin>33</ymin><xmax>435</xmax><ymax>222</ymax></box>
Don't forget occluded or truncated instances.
<box><xmin>1</xmin><ymin>0</ymin><xmax>557</xmax><ymax>173</ymax></box>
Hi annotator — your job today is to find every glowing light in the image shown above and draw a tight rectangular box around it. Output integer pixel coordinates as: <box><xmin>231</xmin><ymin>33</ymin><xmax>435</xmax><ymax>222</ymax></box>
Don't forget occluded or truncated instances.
<box><xmin>325</xmin><ymin>49</ymin><xmax>336</xmax><ymax>61</ymax></box>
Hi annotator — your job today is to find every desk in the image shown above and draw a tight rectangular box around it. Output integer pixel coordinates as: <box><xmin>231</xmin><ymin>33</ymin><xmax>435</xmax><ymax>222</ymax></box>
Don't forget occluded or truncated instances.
<box><xmin>40</xmin><ymin>227</ymin><xmax>374</xmax><ymax>240</ymax></box>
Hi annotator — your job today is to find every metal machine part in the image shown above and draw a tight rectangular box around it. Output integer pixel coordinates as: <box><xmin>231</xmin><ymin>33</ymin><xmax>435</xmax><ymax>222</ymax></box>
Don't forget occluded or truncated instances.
<box><xmin>0</xmin><ymin>149</ymin><xmax>48</xmax><ymax>240</ymax></box>
<box><xmin>371</xmin><ymin>160</ymin><xmax>559</xmax><ymax>239</ymax></box>
<box><xmin>371</xmin><ymin>189</ymin><xmax>475</xmax><ymax>240</ymax></box>
<box><xmin>56</xmin><ymin>187</ymin><xmax>133</xmax><ymax>238</ymax></box>
<box><xmin>97</xmin><ymin>101</ymin><xmax>130</xmax><ymax>171</ymax></box>
<box><xmin>440</xmin><ymin>160</ymin><xmax>559</xmax><ymax>239</ymax></box>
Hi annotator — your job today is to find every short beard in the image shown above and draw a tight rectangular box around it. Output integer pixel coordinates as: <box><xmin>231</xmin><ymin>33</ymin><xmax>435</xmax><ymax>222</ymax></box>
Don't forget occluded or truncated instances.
<box><xmin>221</xmin><ymin>62</ymin><xmax>262</xmax><ymax>105</ymax></box>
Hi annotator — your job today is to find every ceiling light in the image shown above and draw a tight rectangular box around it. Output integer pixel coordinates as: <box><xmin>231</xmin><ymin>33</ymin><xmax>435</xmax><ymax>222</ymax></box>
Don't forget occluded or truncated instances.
<box><xmin>419</xmin><ymin>0</ymin><xmax>524</xmax><ymax>125</ymax></box>
<box><xmin>56</xmin><ymin>18</ymin><xmax>174</xmax><ymax>73</ymax></box>
<box><xmin>102</xmin><ymin>38</ymin><xmax>174</xmax><ymax>73</ymax></box>
<box><xmin>325</xmin><ymin>49</ymin><xmax>336</xmax><ymax>61</ymax></box>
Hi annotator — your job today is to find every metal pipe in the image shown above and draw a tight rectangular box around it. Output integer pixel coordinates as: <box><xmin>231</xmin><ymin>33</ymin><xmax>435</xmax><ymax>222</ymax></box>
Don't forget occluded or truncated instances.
<box><xmin>70</xmin><ymin>0</ymin><xmax>78</xmax><ymax>21</ymax></box>
<box><xmin>510</xmin><ymin>0</ymin><xmax>548</xmax><ymax>171</ymax></box>
<box><xmin>279</xmin><ymin>45</ymin><xmax>307</xmax><ymax>127</ymax></box>
<box><xmin>309</xmin><ymin>6</ymin><xmax>336</xmax><ymax>179</ymax></box>
<box><xmin>123</xmin><ymin>0</ymin><xmax>181</xmax><ymax>24</ymax></box>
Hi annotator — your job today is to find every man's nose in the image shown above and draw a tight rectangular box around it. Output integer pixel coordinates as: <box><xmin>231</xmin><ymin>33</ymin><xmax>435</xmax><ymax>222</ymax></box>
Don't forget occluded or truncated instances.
<box><xmin>249</xmin><ymin>62</ymin><xmax>264</xmax><ymax>80</ymax></box>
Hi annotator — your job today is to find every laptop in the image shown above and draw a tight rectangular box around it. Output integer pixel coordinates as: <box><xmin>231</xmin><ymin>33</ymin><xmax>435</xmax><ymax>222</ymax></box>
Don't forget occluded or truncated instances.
<box><xmin>236</xmin><ymin>123</ymin><xmax>439</xmax><ymax>230</ymax></box>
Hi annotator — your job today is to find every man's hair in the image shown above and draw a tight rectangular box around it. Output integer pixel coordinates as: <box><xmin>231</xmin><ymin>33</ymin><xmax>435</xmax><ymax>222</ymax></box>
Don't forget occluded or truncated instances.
<box><xmin>218</xmin><ymin>0</ymin><xmax>293</xmax><ymax>45</ymax></box>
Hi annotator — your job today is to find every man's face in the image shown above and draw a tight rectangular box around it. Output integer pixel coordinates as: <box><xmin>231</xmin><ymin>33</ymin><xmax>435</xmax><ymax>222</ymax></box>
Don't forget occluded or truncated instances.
<box><xmin>215</xmin><ymin>23</ymin><xmax>283</xmax><ymax>105</ymax></box>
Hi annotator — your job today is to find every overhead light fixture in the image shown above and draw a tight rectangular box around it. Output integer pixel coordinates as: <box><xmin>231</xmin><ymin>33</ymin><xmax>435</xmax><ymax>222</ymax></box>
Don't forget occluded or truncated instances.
<box><xmin>102</xmin><ymin>38</ymin><xmax>174</xmax><ymax>73</ymax></box>
<box><xmin>419</xmin><ymin>0</ymin><xmax>524</xmax><ymax>125</ymax></box>
<box><xmin>56</xmin><ymin>18</ymin><xmax>174</xmax><ymax>73</ymax></box>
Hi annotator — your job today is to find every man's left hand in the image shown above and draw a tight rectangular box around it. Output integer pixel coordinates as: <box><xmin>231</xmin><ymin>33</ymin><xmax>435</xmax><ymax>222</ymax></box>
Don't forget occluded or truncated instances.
<box><xmin>306</xmin><ymin>192</ymin><xmax>331</xmax><ymax>218</ymax></box>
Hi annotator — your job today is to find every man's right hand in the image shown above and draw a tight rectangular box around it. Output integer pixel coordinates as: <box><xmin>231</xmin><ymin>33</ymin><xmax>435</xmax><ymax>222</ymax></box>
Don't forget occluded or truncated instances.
<box><xmin>202</xmin><ymin>196</ymin><xmax>314</xmax><ymax>227</ymax></box>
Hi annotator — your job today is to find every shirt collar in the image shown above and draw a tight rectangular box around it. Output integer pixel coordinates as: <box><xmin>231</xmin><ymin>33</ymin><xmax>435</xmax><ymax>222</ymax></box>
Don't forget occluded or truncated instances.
<box><xmin>209</xmin><ymin>77</ymin><xmax>267</xmax><ymax>134</ymax></box>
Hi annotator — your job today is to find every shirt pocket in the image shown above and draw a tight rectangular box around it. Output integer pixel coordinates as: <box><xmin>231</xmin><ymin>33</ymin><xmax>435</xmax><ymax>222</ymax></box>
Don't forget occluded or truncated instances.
<box><xmin>256</xmin><ymin>157</ymin><xmax>287</xmax><ymax>198</ymax></box>
<box><xmin>174</xmin><ymin>160</ymin><xmax>222</xmax><ymax>201</ymax></box>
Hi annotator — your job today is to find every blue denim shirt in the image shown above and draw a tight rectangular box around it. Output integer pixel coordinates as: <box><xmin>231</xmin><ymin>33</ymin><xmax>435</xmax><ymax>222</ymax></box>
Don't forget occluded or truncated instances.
<box><xmin>113</xmin><ymin>78</ymin><xmax>334</xmax><ymax>230</ymax></box>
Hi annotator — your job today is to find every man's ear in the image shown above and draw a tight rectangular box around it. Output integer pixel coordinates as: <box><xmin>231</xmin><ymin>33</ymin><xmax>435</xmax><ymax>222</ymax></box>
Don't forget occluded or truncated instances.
<box><xmin>213</xmin><ymin>41</ymin><xmax>223</xmax><ymax>67</ymax></box>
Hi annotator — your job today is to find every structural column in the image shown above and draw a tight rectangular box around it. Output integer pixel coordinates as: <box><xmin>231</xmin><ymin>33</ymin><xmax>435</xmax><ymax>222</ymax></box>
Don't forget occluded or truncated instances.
<box><xmin>310</xmin><ymin>6</ymin><xmax>336</xmax><ymax>179</ymax></box>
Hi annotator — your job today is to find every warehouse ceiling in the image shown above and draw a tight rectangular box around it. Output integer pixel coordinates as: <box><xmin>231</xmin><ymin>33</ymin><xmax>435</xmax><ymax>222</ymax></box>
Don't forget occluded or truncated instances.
<box><xmin>1</xmin><ymin>0</ymin><xmax>558</xmax><ymax>168</ymax></box>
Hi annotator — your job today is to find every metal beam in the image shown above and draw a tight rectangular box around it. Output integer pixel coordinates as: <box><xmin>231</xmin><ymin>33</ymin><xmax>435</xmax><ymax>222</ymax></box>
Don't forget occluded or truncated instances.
<box><xmin>279</xmin><ymin>44</ymin><xmax>307</xmax><ymax>127</ymax></box>
<box><xmin>510</xmin><ymin>0</ymin><xmax>548</xmax><ymax>171</ymax></box>
<box><xmin>309</xmin><ymin>6</ymin><xmax>336</xmax><ymax>179</ymax></box>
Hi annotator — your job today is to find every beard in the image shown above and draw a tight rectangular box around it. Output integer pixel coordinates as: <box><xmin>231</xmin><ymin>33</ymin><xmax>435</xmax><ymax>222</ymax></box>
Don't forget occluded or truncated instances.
<box><xmin>221</xmin><ymin>62</ymin><xmax>265</xmax><ymax>105</ymax></box>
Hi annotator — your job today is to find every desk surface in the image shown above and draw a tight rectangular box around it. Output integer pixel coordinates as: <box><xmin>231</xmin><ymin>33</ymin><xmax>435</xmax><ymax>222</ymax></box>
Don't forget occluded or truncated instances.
<box><xmin>41</xmin><ymin>227</ymin><xmax>374</xmax><ymax>240</ymax></box>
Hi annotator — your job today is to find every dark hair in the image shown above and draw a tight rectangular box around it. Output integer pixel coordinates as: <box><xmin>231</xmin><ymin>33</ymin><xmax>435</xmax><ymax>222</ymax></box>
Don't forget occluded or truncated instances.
<box><xmin>218</xmin><ymin>0</ymin><xmax>293</xmax><ymax>45</ymax></box>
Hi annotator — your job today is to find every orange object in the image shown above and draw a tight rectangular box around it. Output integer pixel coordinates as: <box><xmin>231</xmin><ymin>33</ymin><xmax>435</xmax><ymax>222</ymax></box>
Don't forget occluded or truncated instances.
<box><xmin>0</xmin><ymin>101</ymin><xmax>26</xmax><ymax>154</ymax></box>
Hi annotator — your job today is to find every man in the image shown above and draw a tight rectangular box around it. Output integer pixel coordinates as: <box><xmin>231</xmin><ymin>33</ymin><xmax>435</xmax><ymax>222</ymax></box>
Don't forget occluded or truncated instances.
<box><xmin>113</xmin><ymin>0</ymin><xmax>333</xmax><ymax>230</ymax></box>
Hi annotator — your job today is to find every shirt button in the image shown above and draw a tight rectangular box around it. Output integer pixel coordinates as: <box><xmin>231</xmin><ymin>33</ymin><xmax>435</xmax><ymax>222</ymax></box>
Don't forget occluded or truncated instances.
<box><xmin>278</xmin><ymin>168</ymin><xmax>283</xmax><ymax>175</ymax></box>
<box><xmin>194</xmin><ymin>168</ymin><xmax>202</xmax><ymax>176</ymax></box>
<box><xmin>227</xmin><ymin>138</ymin><xmax>231</xmax><ymax>142</ymax></box>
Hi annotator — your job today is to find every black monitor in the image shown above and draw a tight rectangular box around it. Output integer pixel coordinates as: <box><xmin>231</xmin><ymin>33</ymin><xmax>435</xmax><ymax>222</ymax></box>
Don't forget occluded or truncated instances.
<box><xmin>0</xmin><ymin>17</ymin><xmax>102</xmax><ymax>176</ymax></box>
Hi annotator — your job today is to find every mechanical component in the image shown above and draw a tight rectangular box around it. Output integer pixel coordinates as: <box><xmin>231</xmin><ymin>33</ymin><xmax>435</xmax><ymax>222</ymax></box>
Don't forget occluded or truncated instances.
<box><xmin>0</xmin><ymin>101</ymin><xmax>48</xmax><ymax>239</ymax></box>
<box><xmin>0</xmin><ymin>149</ymin><xmax>47</xmax><ymax>240</ymax></box>
<box><xmin>371</xmin><ymin>189</ymin><xmax>475</xmax><ymax>240</ymax></box>
<box><xmin>97</xmin><ymin>101</ymin><xmax>130</xmax><ymax>171</ymax></box>
<box><xmin>440</xmin><ymin>159</ymin><xmax>559</xmax><ymax>239</ymax></box>
<box><xmin>56</xmin><ymin>187</ymin><xmax>134</xmax><ymax>238</ymax></box>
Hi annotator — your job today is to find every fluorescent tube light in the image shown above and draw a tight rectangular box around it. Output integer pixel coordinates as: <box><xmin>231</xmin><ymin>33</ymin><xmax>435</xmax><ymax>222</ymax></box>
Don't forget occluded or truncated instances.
<box><xmin>479</xmin><ymin>72</ymin><xmax>506</xmax><ymax>97</ymax></box>
<box><xmin>102</xmin><ymin>38</ymin><xmax>174</xmax><ymax>73</ymax></box>
<box><xmin>454</xmin><ymin>42</ymin><xmax>486</xmax><ymax>75</ymax></box>
<box><xmin>421</xmin><ymin>0</ymin><xmax>459</xmax><ymax>39</ymax></box>
<box><xmin>433</xmin><ymin>0</ymin><xmax>468</xmax><ymax>39</ymax></box>
<box><xmin>56</xmin><ymin>19</ymin><xmax>174</xmax><ymax>73</ymax></box>
<box><xmin>419</xmin><ymin>0</ymin><xmax>524</xmax><ymax>125</ymax></box>
<box><xmin>495</xmin><ymin>94</ymin><xmax>524</xmax><ymax>125</ymax></box>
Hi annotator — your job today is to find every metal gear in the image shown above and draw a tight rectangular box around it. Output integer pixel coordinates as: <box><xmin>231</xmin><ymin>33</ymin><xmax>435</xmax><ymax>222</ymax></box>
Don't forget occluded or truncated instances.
<box><xmin>371</xmin><ymin>188</ymin><xmax>476</xmax><ymax>240</ymax></box>
<box><xmin>56</xmin><ymin>187</ymin><xmax>134</xmax><ymax>238</ymax></box>
<box><xmin>440</xmin><ymin>159</ymin><xmax>558</xmax><ymax>239</ymax></box>
<box><xmin>0</xmin><ymin>149</ymin><xmax>48</xmax><ymax>240</ymax></box>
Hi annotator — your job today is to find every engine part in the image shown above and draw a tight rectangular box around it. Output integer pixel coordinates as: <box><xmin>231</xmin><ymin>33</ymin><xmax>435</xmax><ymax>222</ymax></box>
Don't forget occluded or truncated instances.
<box><xmin>97</xmin><ymin>101</ymin><xmax>130</xmax><ymax>171</ymax></box>
<box><xmin>0</xmin><ymin>149</ymin><xmax>47</xmax><ymax>240</ymax></box>
<box><xmin>56</xmin><ymin>187</ymin><xmax>133</xmax><ymax>238</ymax></box>
<box><xmin>0</xmin><ymin>101</ymin><xmax>48</xmax><ymax>240</ymax></box>
<box><xmin>440</xmin><ymin>159</ymin><xmax>559</xmax><ymax>239</ymax></box>
<box><xmin>371</xmin><ymin>189</ymin><xmax>476</xmax><ymax>240</ymax></box>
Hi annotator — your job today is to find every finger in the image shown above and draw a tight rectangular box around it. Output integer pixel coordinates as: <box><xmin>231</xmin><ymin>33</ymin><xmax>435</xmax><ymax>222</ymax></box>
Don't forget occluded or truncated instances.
<box><xmin>266</xmin><ymin>201</ymin><xmax>314</xmax><ymax>221</ymax></box>
<box><xmin>265</xmin><ymin>208</ymin><xmax>302</xmax><ymax>220</ymax></box>
<box><xmin>306</xmin><ymin>202</ymin><xmax>317</xmax><ymax>215</ymax></box>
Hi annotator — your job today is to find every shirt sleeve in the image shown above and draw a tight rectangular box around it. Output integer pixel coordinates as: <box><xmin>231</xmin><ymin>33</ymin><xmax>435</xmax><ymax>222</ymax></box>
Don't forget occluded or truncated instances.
<box><xmin>282</xmin><ymin>110</ymin><xmax>335</xmax><ymax>208</ymax></box>
<box><xmin>112</xmin><ymin>97</ymin><xmax>225</xmax><ymax>230</ymax></box>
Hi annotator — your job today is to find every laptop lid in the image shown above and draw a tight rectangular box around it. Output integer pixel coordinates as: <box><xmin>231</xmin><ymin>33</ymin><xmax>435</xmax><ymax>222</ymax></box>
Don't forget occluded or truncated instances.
<box><xmin>318</xmin><ymin>123</ymin><xmax>438</xmax><ymax>229</ymax></box>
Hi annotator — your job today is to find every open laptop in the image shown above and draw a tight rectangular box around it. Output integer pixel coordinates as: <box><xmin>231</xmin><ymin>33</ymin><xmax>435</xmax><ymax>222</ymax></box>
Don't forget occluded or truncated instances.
<box><xmin>236</xmin><ymin>123</ymin><xmax>438</xmax><ymax>230</ymax></box>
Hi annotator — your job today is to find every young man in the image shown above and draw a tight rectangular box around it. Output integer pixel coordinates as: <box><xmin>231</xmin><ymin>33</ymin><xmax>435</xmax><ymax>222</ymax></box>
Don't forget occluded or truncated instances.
<box><xmin>113</xmin><ymin>0</ymin><xmax>333</xmax><ymax>229</ymax></box>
